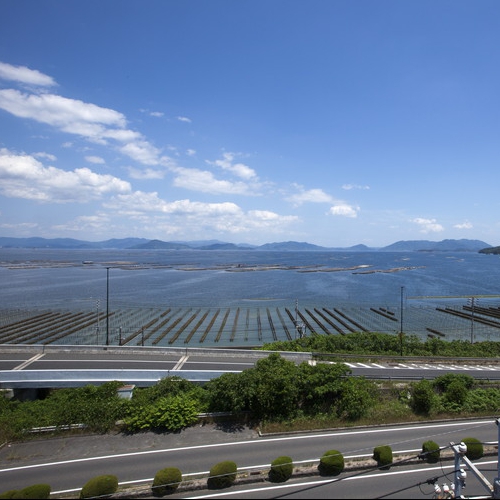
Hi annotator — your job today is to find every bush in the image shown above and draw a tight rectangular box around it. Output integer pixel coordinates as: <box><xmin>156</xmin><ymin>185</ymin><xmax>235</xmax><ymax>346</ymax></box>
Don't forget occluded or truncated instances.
<box><xmin>207</xmin><ymin>461</ymin><xmax>237</xmax><ymax>490</ymax></box>
<box><xmin>461</xmin><ymin>437</ymin><xmax>483</xmax><ymax>461</ymax></box>
<box><xmin>373</xmin><ymin>445</ymin><xmax>393</xmax><ymax>470</ymax></box>
<box><xmin>79</xmin><ymin>475</ymin><xmax>118</xmax><ymax>499</ymax></box>
<box><xmin>318</xmin><ymin>449</ymin><xmax>344</xmax><ymax>476</ymax></box>
<box><xmin>0</xmin><ymin>491</ymin><xmax>17</xmax><ymax>499</ymax></box>
<box><xmin>268</xmin><ymin>456</ymin><xmax>294</xmax><ymax>483</ymax></box>
<box><xmin>11</xmin><ymin>484</ymin><xmax>51</xmax><ymax>499</ymax></box>
<box><xmin>152</xmin><ymin>467</ymin><xmax>182</xmax><ymax>496</ymax></box>
<box><xmin>421</xmin><ymin>440</ymin><xmax>440</xmax><ymax>463</ymax></box>
<box><xmin>410</xmin><ymin>379</ymin><xmax>437</xmax><ymax>415</ymax></box>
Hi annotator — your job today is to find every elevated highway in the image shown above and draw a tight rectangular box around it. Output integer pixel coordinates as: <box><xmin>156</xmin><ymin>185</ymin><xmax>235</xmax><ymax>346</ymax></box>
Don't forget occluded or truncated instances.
<box><xmin>2</xmin><ymin>345</ymin><xmax>500</xmax><ymax>393</ymax></box>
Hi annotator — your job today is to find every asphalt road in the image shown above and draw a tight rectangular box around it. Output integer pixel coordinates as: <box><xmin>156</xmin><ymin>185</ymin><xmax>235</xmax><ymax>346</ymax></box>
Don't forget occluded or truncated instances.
<box><xmin>0</xmin><ymin>418</ymin><xmax>498</xmax><ymax>498</ymax></box>
<box><xmin>2</xmin><ymin>347</ymin><xmax>500</xmax><ymax>391</ymax></box>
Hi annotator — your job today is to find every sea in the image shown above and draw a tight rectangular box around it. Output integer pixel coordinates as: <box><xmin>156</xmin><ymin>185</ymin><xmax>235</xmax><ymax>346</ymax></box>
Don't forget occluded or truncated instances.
<box><xmin>1</xmin><ymin>248</ymin><xmax>500</xmax><ymax>345</ymax></box>
<box><xmin>1</xmin><ymin>248</ymin><xmax>499</xmax><ymax>309</ymax></box>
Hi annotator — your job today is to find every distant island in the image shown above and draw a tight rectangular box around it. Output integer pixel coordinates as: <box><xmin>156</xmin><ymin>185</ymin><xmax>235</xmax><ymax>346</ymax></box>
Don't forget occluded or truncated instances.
<box><xmin>479</xmin><ymin>246</ymin><xmax>500</xmax><ymax>255</ymax></box>
<box><xmin>0</xmin><ymin>236</ymin><xmax>494</xmax><ymax>253</ymax></box>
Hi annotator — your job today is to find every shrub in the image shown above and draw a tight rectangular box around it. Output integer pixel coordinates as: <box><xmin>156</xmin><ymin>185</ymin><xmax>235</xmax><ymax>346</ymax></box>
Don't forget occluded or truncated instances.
<box><xmin>410</xmin><ymin>379</ymin><xmax>436</xmax><ymax>415</ymax></box>
<box><xmin>11</xmin><ymin>484</ymin><xmax>51</xmax><ymax>499</ymax></box>
<box><xmin>79</xmin><ymin>475</ymin><xmax>118</xmax><ymax>499</ymax></box>
<box><xmin>207</xmin><ymin>461</ymin><xmax>237</xmax><ymax>490</ymax></box>
<box><xmin>268</xmin><ymin>456</ymin><xmax>294</xmax><ymax>483</ymax></box>
<box><xmin>0</xmin><ymin>491</ymin><xmax>18</xmax><ymax>499</ymax></box>
<box><xmin>421</xmin><ymin>440</ymin><xmax>440</xmax><ymax>463</ymax></box>
<box><xmin>373</xmin><ymin>445</ymin><xmax>393</xmax><ymax>470</ymax></box>
<box><xmin>152</xmin><ymin>467</ymin><xmax>182</xmax><ymax>496</ymax></box>
<box><xmin>318</xmin><ymin>449</ymin><xmax>344</xmax><ymax>476</ymax></box>
<box><xmin>461</xmin><ymin>437</ymin><xmax>483</xmax><ymax>461</ymax></box>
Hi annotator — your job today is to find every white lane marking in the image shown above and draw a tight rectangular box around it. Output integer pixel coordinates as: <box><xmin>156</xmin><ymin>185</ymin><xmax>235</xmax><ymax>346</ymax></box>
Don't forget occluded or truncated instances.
<box><xmin>173</xmin><ymin>355</ymin><xmax>189</xmax><ymax>370</ymax></box>
<box><xmin>13</xmin><ymin>353</ymin><xmax>44</xmax><ymax>370</ymax></box>
<box><xmin>0</xmin><ymin>420</ymin><xmax>492</xmax><ymax>474</ymax></box>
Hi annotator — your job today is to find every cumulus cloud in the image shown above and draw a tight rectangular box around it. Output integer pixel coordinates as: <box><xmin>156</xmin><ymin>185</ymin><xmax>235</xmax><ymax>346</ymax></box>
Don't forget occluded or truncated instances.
<box><xmin>288</xmin><ymin>184</ymin><xmax>334</xmax><ymax>206</ymax></box>
<box><xmin>328</xmin><ymin>203</ymin><xmax>359</xmax><ymax>218</ymax></box>
<box><xmin>207</xmin><ymin>152</ymin><xmax>257</xmax><ymax>180</ymax></box>
<box><xmin>412</xmin><ymin>217</ymin><xmax>444</xmax><ymax>233</ymax></box>
<box><xmin>171</xmin><ymin>165</ymin><xmax>259</xmax><ymax>195</ymax></box>
<box><xmin>177</xmin><ymin>116</ymin><xmax>191</xmax><ymax>123</ymax></box>
<box><xmin>104</xmin><ymin>192</ymin><xmax>297</xmax><ymax>236</ymax></box>
<box><xmin>85</xmin><ymin>155</ymin><xmax>105</xmax><ymax>164</ymax></box>
<box><xmin>127</xmin><ymin>166</ymin><xmax>166</xmax><ymax>180</ymax></box>
<box><xmin>0</xmin><ymin>77</ymin><xmax>165</xmax><ymax>168</ymax></box>
<box><xmin>454</xmin><ymin>220</ymin><xmax>473</xmax><ymax>230</ymax></box>
<box><xmin>0</xmin><ymin>148</ymin><xmax>130</xmax><ymax>203</ymax></box>
<box><xmin>0</xmin><ymin>61</ymin><xmax>57</xmax><ymax>87</ymax></box>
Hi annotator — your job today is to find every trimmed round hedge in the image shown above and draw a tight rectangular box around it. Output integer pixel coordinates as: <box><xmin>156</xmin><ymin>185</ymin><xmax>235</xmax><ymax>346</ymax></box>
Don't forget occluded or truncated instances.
<box><xmin>373</xmin><ymin>445</ymin><xmax>393</xmax><ymax>470</ymax></box>
<box><xmin>318</xmin><ymin>449</ymin><xmax>345</xmax><ymax>476</ymax></box>
<box><xmin>461</xmin><ymin>437</ymin><xmax>484</xmax><ymax>461</ymax></box>
<box><xmin>421</xmin><ymin>440</ymin><xmax>440</xmax><ymax>464</ymax></box>
<box><xmin>207</xmin><ymin>461</ymin><xmax>238</xmax><ymax>490</ymax></box>
<box><xmin>0</xmin><ymin>484</ymin><xmax>51</xmax><ymax>499</ymax></box>
<box><xmin>152</xmin><ymin>467</ymin><xmax>182</xmax><ymax>496</ymax></box>
<box><xmin>268</xmin><ymin>456</ymin><xmax>294</xmax><ymax>483</ymax></box>
<box><xmin>80</xmin><ymin>475</ymin><xmax>118</xmax><ymax>499</ymax></box>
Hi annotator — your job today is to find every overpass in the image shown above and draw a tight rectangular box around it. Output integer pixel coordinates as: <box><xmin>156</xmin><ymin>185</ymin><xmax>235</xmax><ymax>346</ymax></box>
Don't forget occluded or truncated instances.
<box><xmin>0</xmin><ymin>344</ymin><xmax>312</xmax><ymax>390</ymax></box>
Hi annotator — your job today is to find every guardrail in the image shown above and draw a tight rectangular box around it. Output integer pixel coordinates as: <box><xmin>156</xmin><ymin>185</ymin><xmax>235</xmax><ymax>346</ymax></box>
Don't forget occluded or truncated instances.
<box><xmin>0</xmin><ymin>369</ymin><xmax>235</xmax><ymax>388</ymax></box>
<box><xmin>0</xmin><ymin>343</ymin><xmax>312</xmax><ymax>361</ymax></box>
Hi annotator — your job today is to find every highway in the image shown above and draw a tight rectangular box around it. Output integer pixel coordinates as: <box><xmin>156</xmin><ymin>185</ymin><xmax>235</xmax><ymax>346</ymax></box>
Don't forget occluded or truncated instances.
<box><xmin>0</xmin><ymin>418</ymin><xmax>498</xmax><ymax>498</ymax></box>
<box><xmin>2</xmin><ymin>346</ymin><xmax>500</xmax><ymax>389</ymax></box>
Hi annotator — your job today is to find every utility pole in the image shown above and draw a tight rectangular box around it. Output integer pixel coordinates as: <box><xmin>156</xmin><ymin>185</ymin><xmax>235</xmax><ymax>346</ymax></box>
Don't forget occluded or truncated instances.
<box><xmin>469</xmin><ymin>296</ymin><xmax>475</xmax><ymax>344</ymax></box>
<box><xmin>450</xmin><ymin>439</ymin><xmax>495</xmax><ymax>498</ymax></box>
<box><xmin>399</xmin><ymin>286</ymin><xmax>404</xmax><ymax>356</ymax></box>
<box><xmin>106</xmin><ymin>267</ymin><xmax>110</xmax><ymax>346</ymax></box>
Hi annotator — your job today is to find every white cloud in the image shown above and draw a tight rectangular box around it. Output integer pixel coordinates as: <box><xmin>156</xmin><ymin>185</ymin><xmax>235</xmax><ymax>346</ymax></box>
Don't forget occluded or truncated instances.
<box><xmin>288</xmin><ymin>185</ymin><xmax>334</xmax><ymax>206</ymax></box>
<box><xmin>0</xmin><ymin>89</ymin><xmax>126</xmax><ymax>129</ymax></box>
<box><xmin>177</xmin><ymin>116</ymin><xmax>191</xmax><ymax>123</ymax></box>
<box><xmin>150</xmin><ymin>111</ymin><xmax>164</xmax><ymax>117</ymax></box>
<box><xmin>328</xmin><ymin>204</ymin><xmax>359</xmax><ymax>218</ymax></box>
<box><xmin>0</xmin><ymin>61</ymin><xmax>56</xmax><ymax>87</ymax></box>
<box><xmin>208</xmin><ymin>152</ymin><xmax>257</xmax><ymax>180</ymax></box>
<box><xmin>0</xmin><ymin>148</ymin><xmax>130</xmax><ymax>203</ymax></box>
<box><xmin>33</xmin><ymin>152</ymin><xmax>57</xmax><ymax>161</ymax></box>
<box><xmin>0</xmin><ymin>88</ymin><xmax>164</xmax><ymax>168</ymax></box>
<box><xmin>454</xmin><ymin>220</ymin><xmax>473</xmax><ymax>230</ymax></box>
<box><xmin>342</xmin><ymin>183</ymin><xmax>370</xmax><ymax>190</ymax></box>
<box><xmin>85</xmin><ymin>155</ymin><xmax>105</xmax><ymax>164</ymax></box>
<box><xmin>127</xmin><ymin>166</ymin><xmax>166</xmax><ymax>180</ymax></box>
<box><xmin>104</xmin><ymin>192</ymin><xmax>298</xmax><ymax>236</ymax></box>
<box><xmin>171</xmin><ymin>166</ymin><xmax>259</xmax><ymax>195</ymax></box>
<box><xmin>412</xmin><ymin>217</ymin><xmax>444</xmax><ymax>233</ymax></box>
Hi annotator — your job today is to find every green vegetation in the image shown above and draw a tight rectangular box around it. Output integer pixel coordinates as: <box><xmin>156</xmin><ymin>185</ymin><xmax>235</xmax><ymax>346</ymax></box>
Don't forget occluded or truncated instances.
<box><xmin>462</xmin><ymin>437</ymin><xmax>484</xmax><ymax>461</ymax></box>
<box><xmin>373</xmin><ymin>445</ymin><xmax>393</xmax><ymax>470</ymax></box>
<box><xmin>260</xmin><ymin>331</ymin><xmax>500</xmax><ymax>357</ymax></box>
<box><xmin>152</xmin><ymin>467</ymin><xmax>182</xmax><ymax>496</ymax></box>
<box><xmin>318</xmin><ymin>450</ymin><xmax>345</xmax><ymax>476</ymax></box>
<box><xmin>268</xmin><ymin>456</ymin><xmax>294</xmax><ymax>483</ymax></box>
<box><xmin>79</xmin><ymin>475</ymin><xmax>118</xmax><ymax>499</ymax></box>
<box><xmin>207</xmin><ymin>461</ymin><xmax>237</xmax><ymax>489</ymax></box>
<box><xmin>0</xmin><ymin>484</ymin><xmax>51</xmax><ymax>499</ymax></box>
<box><xmin>421</xmin><ymin>440</ymin><xmax>440</xmax><ymax>463</ymax></box>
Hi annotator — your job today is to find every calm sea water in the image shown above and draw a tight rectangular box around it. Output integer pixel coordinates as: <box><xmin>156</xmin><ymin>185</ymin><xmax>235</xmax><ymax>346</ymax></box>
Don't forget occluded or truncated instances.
<box><xmin>1</xmin><ymin>248</ymin><xmax>500</xmax><ymax>311</ymax></box>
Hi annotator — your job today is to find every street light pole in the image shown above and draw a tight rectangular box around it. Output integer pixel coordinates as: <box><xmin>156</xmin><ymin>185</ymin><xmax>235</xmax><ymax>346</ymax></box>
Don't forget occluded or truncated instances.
<box><xmin>106</xmin><ymin>267</ymin><xmax>110</xmax><ymax>346</ymax></box>
<box><xmin>400</xmin><ymin>285</ymin><xmax>405</xmax><ymax>356</ymax></box>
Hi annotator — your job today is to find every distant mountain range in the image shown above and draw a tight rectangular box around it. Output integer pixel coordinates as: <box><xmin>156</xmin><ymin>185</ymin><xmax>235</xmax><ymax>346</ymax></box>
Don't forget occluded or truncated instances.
<box><xmin>0</xmin><ymin>236</ymin><xmax>493</xmax><ymax>253</ymax></box>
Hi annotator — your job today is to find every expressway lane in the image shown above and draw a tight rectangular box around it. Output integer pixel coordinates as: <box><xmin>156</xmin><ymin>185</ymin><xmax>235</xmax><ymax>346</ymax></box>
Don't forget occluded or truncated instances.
<box><xmin>2</xmin><ymin>347</ymin><xmax>500</xmax><ymax>390</ymax></box>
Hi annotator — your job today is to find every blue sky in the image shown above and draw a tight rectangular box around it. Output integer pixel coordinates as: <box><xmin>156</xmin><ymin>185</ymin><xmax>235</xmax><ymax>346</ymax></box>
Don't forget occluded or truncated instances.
<box><xmin>0</xmin><ymin>0</ymin><xmax>499</xmax><ymax>248</ymax></box>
